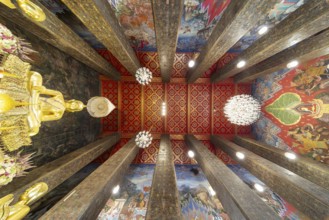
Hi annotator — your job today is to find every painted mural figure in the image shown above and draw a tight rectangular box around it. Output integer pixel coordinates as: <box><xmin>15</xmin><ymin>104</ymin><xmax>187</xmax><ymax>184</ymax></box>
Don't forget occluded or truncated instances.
<box><xmin>292</xmin><ymin>61</ymin><xmax>329</xmax><ymax>95</ymax></box>
<box><xmin>253</xmin><ymin>55</ymin><xmax>329</xmax><ymax>165</ymax></box>
<box><xmin>288</xmin><ymin>124</ymin><xmax>329</xmax><ymax>153</ymax></box>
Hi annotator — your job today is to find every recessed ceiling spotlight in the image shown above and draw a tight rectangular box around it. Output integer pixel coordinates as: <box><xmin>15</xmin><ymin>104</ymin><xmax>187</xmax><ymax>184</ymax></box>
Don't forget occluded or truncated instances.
<box><xmin>209</xmin><ymin>187</ymin><xmax>216</xmax><ymax>196</ymax></box>
<box><xmin>112</xmin><ymin>185</ymin><xmax>120</xmax><ymax>194</ymax></box>
<box><xmin>188</xmin><ymin>150</ymin><xmax>195</xmax><ymax>158</ymax></box>
<box><xmin>188</xmin><ymin>60</ymin><xmax>195</xmax><ymax>68</ymax></box>
<box><xmin>254</xmin><ymin>183</ymin><xmax>265</xmax><ymax>192</ymax></box>
<box><xmin>284</xmin><ymin>152</ymin><xmax>297</xmax><ymax>160</ymax></box>
<box><xmin>237</xmin><ymin>60</ymin><xmax>246</xmax><ymax>68</ymax></box>
<box><xmin>287</xmin><ymin>60</ymin><xmax>299</xmax><ymax>68</ymax></box>
<box><xmin>258</xmin><ymin>26</ymin><xmax>268</xmax><ymax>35</ymax></box>
<box><xmin>236</xmin><ymin>152</ymin><xmax>245</xmax><ymax>160</ymax></box>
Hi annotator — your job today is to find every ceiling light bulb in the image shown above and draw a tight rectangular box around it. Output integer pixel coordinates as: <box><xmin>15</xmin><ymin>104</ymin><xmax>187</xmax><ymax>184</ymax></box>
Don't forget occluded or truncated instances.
<box><xmin>237</xmin><ymin>60</ymin><xmax>246</xmax><ymax>68</ymax></box>
<box><xmin>254</xmin><ymin>183</ymin><xmax>264</xmax><ymax>192</ymax></box>
<box><xmin>258</xmin><ymin>26</ymin><xmax>268</xmax><ymax>35</ymax></box>
<box><xmin>284</xmin><ymin>152</ymin><xmax>296</xmax><ymax>160</ymax></box>
<box><xmin>188</xmin><ymin>60</ymin><xmax>195</xmax><ymax>68</ymax></box>
<box><xmin>236</xmin><ymin>152</ymin><xmax>245</xmax><ymax>160</ymax></box>
<box><xmin>287</xmin><ymin>60</ymin><xmax>299</xmax><ymax>68</ymax></box>
<box><xmin>209</xmin><ymin>187</ymin><xmax>216</xmax><ymax>196</ymax></box>
<box><xmin>112</xmin><ymin>185</ymin><xmax>120</xmax><ymax>194</ymax></box>
<box><xmin>188</xmin><ymin>150</ymin><xmax>195</xmax><ymax>158</ymax></box>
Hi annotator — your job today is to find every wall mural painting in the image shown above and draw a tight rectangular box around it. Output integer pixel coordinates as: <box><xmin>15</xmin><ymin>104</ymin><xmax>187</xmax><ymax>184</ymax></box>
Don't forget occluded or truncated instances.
<box><xmin>98</xmin><ymin>164</ymin><xmax>154</xmax><ymax>219</ymax></box>
<box><xmin>176</xmin><ymin>165</ymin><xmax>229</xmax><ymax>220</ymax></box>
<box><xmin>108</xmin><ymin>0</ymin><xmax>156</xmax><ymax>51</ymax></box>
<box><xmin>229</xmin><ymin>0</ymin><xmax>306</xmax><ymax>53</ymax></box>
<box><xmin>228</xmin><ymin>165</ymin><xmax>305</xmax><ymax>219</ymax></box>
<box><xmin>252</xmin><ymin>55</ymin><xmax>329</xmax><ymax>165</ymax></box>
<box><xmin>177</xmin><ymin>0</ymin><xmax>230</xmax><ymax>52</ymax></box>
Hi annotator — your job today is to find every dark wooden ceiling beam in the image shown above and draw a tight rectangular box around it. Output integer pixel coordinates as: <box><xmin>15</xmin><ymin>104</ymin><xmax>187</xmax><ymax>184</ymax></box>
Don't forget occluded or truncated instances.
<box><xmin>212</xmin><ymin>0</ymin><xmax>329</xmax><ymax>82</ymax></box>
<box><xmin>61</xmin><ymin>0</ymin><xmax>141</xmax><ymax>76</ymax></box>
<box><xmin>0</xmin><ymin>1</ymin><xmax>120</xmax><ymax>80</ymax></box>
<box><xmin>151</xmin><ymin>0</ymin><xmax>183</xmax><ymax>82</ymax></box>
<box><xmin>235</xmin><ymin>28</ymin><xmax>329</xmax><ymax>83</ymax></box>
<box><xmin>211</xmin><ymin>135</ymin><xmax>329</xmax><ymax>219</ymax></box>
<box><xmin>146</xmin><ymin>134</ymin><xmax>181</xmax><ymax>219</ymax></box>
<box><xmin>186</xmin><ymin>0</ymin><xmax>277</xmax><ymax>83</ymax></box>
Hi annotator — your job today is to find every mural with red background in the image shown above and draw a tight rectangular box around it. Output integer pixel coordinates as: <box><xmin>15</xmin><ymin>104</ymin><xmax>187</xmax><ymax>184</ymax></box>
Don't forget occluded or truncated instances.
<box><xmin>252</xmin><ymin>54</ymin><xmax>329</xmax><ymax>164</ymax></box>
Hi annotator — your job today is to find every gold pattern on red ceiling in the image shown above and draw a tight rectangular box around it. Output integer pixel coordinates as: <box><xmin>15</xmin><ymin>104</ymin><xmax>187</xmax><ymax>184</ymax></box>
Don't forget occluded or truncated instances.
<box><xmin>97</xmin><ymin>49</ymin><xmax>238</xmax><ymax>78</ymax></box>
<box><xmin>95</xmin><ymin>138</ymin><xmax>237</xmax><ymax>165</ymax></box>
<box><xmin>100</xmin><ymin>78</ymin><xmax>251</xmax><ymax>164</ymax></box>
<box><xmin>98</xmin><ymin>49</ymin><xmax>250</xmax><ymax>164</ymax></box>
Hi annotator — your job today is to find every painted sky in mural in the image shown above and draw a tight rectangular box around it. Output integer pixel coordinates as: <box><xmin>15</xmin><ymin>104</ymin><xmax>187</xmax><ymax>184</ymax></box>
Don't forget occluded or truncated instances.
<box><xmin>252</xmin><ymin>54</ymin><xmax>329</xmax><ymax>165</ymax></box>
<box><xmin>228</xmin><ymin>165</ymin><xmax>305</xmax><ymax>219</ymax></box>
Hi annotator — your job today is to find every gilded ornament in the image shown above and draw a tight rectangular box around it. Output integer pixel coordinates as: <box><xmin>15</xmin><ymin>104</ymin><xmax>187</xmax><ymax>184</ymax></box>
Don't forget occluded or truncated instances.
<box><xmin>0</xmin><ymin>182</ymin><xmax>48</xmax><ymax>220</ymax></box>
<box><xmin>0</xmin><ymin>0</ymin><xmax>46</xmax><ymax>22</ymax></box>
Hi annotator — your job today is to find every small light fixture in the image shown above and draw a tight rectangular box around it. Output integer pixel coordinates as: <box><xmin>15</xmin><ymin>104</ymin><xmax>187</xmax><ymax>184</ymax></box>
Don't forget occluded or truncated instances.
<box><xmin>284</xmin><ymin>152</ymin><xmax>296</xmax><ymax>160</ymax></box>
<box><xmin>188</xmin><ymin>150</ymin><xmax>195</xmax><ymax>158</ymax></box>
<box><xmin>258</xmin><ymin>26</ymin><xmax>268</xmax><ymax>35</ymax></box>
<box><xmin>161</xmin><ymin>102</ymin><xmax>166</xmax><ymax>116</ymax></box>
<box><xmin>254</xmin><ymin>183</ymin><xmax>264</xmax><ymax>192</ymax></box>
<box><xmin>209</xmin><ymin>187</ymin><xmax>216</xmax><ymax>196</ymax></box>
<box><xmin>135</xmin><ymin>131</ymin><xmax>153</xmax><ymax>148</ymax></box>
<box><xmin>287</xmin><ymin>60</ymin><xmax>299</xmax><ymax>68</ymax></box>
<box><xmin>236</xmin><ymin>152</ymin><xmax>245</xmax><ymax>160</ymax></box>
<box><xmin>237</xmin><ymin>60</ymin><xmax>246</xmax><ymax>68</ymax></box>
<box><xmin>112</xmin><ymin>185</ymin><xmax>120</xmax><ymax>194</ymax></box>
<box><xmin>188</xmin><ymin>60</ymin><xmax>195</xmax><ymax>68</ymax></box>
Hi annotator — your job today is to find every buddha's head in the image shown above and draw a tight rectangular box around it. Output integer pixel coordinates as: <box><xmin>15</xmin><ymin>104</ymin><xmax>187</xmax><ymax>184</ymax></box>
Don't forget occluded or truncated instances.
<box><xmin>65</xmin><ymin>99</ymin><xmax>85</xmax><ymax>112</ymax></box>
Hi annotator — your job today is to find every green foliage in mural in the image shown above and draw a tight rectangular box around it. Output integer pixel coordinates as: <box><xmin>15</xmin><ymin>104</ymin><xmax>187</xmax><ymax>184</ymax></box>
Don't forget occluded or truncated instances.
<box><xmin>265</xmin><ymin>93</ymin><xmax>301</xmax><ymax>125</ymax></box>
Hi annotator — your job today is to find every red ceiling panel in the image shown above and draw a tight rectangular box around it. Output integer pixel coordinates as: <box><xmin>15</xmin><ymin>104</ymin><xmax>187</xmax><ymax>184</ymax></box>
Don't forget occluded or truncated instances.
<box><xmin>167</xmin><ymin>84</ymin><xmax>188</xmax><ymax>134</ymax></box>
<box><xmin>213</xmin><ymin>82</ymin><xmax>235</xmax><ymax>134</ymax></box>
<box><xmin>101</xmin><ymin>80</ymin><xmax>118</xmax><ymax>132</ymax></box>
<box><xmin>190</xmin><ymin>84</ymin><xmax>211</xmax><ymax>134</ymax></box>
<box><xmin>121</xmin><ymin>82</ymin><xmax>142</xmax><ymax>133</ymax></box>
<box><xmin>171</xmin><ymin>140</ymin><xmax>196</xmax><ymax>165</ymax></box>
<box><xmin>133</xmin><ymin>140</ymin><xmax>159</xmax><ymax>164</ymax></box>
<box><xmin>137</xmin><ymin>52</ymin><xmax>161</xmax><ymax>77</ymax></box>
<box><xmin>144</xmin><ymin>83</ymin><xmax>164</xmax><ymax>133</ymax></box>
<box><xmin>171</xmin><ymin>53</ymin><xmax>193</xmax><ymax>78</ymax></box>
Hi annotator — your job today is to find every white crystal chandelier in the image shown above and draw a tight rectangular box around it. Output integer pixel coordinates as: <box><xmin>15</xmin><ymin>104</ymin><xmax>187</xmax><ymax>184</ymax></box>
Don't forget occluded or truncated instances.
<box><xmin>135</xmin><ymin>67</ymin><xmax>152</xmax><ymax>85</ymax></box>
<box><xmin>135</xmin><ymin>131</ymin><xmax>153</xmax><ymax>148</ymax></box>
<box><xmin>224</xmin><ymin>94</ymin><xmax>261</xmax><ymax>126</ymax></box>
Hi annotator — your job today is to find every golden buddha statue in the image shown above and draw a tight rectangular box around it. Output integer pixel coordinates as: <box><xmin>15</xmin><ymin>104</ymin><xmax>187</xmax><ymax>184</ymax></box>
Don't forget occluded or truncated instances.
<box><xmin>0</xmin><ymin>0</ymin><xmax>46</xmax><ymax>22</ymax></box>
<box><xmin>0</xmin><ymin>54</ymin><xmax>86</xmax><ymax>151</ymax></box>
<box><xmin>27</xmin><ymin>71</ymin><xmax>85</xmax><ymax>136</ymax></box>
<box><xmin>0</xmin><ymin>182</ymin><xmax>48</xmax><ymax>220</ymax></box>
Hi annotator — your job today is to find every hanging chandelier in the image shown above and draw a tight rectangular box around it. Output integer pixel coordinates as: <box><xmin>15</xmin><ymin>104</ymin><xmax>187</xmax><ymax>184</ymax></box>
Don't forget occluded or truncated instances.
<box><xmin>135</xmin><ymin>131</ymin><xmax>153</xmax><ymax>148</ymax></box>
<box><xmin>224</xmin><ymin>94</ymin><xmax>261</xmax><ymax>126</ymax></box>
<box><xmin>135</xmin><ymin>67</ymin><xmax>152</xmax><ymax>85</ymax></box>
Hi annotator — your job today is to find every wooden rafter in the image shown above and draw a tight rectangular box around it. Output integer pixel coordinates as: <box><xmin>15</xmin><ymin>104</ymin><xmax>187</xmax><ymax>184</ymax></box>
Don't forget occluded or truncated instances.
<box><xmin>0</xmin><ymin>1</ymin><xmax>121</xmax><ymax>80</ymax></box>
<box><xmin>212</xmin><ymin>0</ymin><xmax>329</xmax><ymax>82</ymax></box>
<box><xmin>151</xmin><ymin>0</ymin><xmax>183</xmax><ymax>82</ymax></box>
<box><xmin>61</xmin><ymin>0</ymin><xmax>141</xmax><ymax>76</ymax></box>
<box><xmin>235</xmin><ymin>28</ymin><xmax>329</xmax><ymax>83</ymax></box>
<box><xmin>186</xmin><ymin>0</ymin><xmax>278</xmax><ymax>83</ymax></box>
